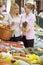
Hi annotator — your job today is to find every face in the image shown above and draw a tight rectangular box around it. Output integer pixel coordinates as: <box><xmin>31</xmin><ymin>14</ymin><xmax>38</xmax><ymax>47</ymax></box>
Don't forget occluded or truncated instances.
<box><xmin>14</xmin><ymin>7</ymin><xmax>19</xmax><ymax>15</ymax></box>
<box><xmin>24</xmin><ymin>5</ymin><xmax>31</xmax><ymax>14</ymax></box>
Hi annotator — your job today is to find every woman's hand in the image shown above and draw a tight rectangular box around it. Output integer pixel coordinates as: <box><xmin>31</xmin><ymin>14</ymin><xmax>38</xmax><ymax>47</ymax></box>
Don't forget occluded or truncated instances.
<box><xmin>21</xmin><ymin>27</ymin><xmax>26</xmax><ymax>32</ymax></box>
<box><xmin>21</xmin><ymin>26</ymin><xmax>30</xmax><ymax>32</ymax></box>
<box><xmin>26</xmin><ymin>28</ymin><xmax>30</xmax><ymax>32</ymax></box>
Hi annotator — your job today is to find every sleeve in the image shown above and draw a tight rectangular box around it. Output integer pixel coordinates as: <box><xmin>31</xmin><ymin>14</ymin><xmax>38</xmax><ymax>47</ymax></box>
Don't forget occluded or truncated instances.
<box><xmin>2</xmin><ymin>14</ymin><xmax>13</xmax><ymax>26</ymax></box>
<box><xmin>7</xmin><ymin>14</ymin><xmax>13</xmax><ymax>25</ymax></box>
<box><xmin>19</xmin><ymin>14</ymin><xmax>23</xmax><ymax>28</ymax></box>
<box><xmin>2</xmin><ymin>14</ymin><xmax>9</xmax><ymax>25</ymax></box>
<box><xmin>27</xmin><ymin>15</ymin><xmax>36</xmax><ymax>29</ymax></box>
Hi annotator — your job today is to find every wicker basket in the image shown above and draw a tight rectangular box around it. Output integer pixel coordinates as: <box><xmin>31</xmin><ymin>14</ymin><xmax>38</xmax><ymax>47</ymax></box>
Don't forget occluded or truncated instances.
<box><xmin>0</xmin><ymin>27</ymin><xmax>13</xmax><ymax>41</ymax></box>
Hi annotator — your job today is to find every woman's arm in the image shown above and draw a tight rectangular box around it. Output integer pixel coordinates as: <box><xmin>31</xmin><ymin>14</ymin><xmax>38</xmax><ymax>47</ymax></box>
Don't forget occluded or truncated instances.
<box><xmin>26</xmin><ymin>15</ymin><xmax>36</xmax><ymax>32</ymax></box>
<box><xmin>7</xmin><ymin>14</ymin><xmax>15</xmax><ymax>27</ymax></box>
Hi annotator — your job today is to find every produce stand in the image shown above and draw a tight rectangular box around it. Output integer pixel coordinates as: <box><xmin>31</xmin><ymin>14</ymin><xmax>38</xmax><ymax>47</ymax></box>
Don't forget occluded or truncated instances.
<box><xmin>0</xmin><ymin>22</ymin><xmax>43</xmax><ymax>65</ymax></box>
<box><xmin>0</xmin><ymin>19</ymin><xmax>43</xmax><ymax>65</ymax></box>
<box><xmin>0</xmin><ymin>41</ymin><xmax>43</xmax><ymax>65</ymax></box>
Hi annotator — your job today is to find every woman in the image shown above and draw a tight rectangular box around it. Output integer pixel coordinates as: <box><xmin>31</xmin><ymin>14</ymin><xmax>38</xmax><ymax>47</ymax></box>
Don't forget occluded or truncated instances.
<box><xmin>20</xmin><ymin>3</ymin><xmax>36</xmax><ymax>48</ymax></box>
<box><xmin>9</xmin><ymin>3</ymin><xmax>22</xmax><ymax>42</ymax></box>
<box><xmin>3</xmin><ymin>3</ymin><xmax>22</xmax><ymax>42</ymax></box>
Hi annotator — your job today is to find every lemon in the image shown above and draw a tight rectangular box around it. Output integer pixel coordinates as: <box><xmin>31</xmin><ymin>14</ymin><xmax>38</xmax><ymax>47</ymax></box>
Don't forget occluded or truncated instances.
<box><xmin>29</xmin><ymin>54</ymin><xmax>37</xmax><ymax>61</ymax></box>
<box><xmin>5</xmin><ymin>56</ymin><xmax>12</xmax><ymax>62</ymax></box>
<box><xmin>31</xmin><ymin>59</ymin><xmax>40</xmax><ymax>64</ymax></box>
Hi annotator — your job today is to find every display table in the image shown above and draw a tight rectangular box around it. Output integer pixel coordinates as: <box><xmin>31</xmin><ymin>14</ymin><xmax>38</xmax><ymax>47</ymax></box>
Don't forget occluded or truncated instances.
<box><xmin>0</xmin><ymin>41</ymin><xmax>43</xmax><ymax>65</ymax></box>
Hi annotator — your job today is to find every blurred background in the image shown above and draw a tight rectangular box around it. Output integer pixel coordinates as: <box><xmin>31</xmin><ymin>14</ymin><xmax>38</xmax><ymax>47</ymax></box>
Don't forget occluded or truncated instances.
<box><xmin>0</xmin><ymin>0</ymin><xmax>43</xmax><ymax>13</ymax></box>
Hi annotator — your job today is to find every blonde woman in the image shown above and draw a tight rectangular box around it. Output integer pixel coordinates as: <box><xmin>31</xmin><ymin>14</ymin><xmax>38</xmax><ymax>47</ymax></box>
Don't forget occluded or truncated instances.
<box><xmin>3</xmin><ymin>3</ymin><xmax>22</xmax><ymax>42</ymax></box>
<box><xmin>9</xmin><ymin>3</ymin><xmax>22</xmax><ymax>41</ymax></box>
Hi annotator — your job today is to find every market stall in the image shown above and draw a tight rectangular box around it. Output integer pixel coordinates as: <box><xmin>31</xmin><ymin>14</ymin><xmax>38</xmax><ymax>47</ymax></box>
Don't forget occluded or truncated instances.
<box><xmin>0</xmin><ymin>40</ymin><xmax>43</xmax><ymax>65</ymax></box>
<box><xmin>0</xmin><ymin>23</ymin><xmax>43</xmax><ymax>65</ymax></box>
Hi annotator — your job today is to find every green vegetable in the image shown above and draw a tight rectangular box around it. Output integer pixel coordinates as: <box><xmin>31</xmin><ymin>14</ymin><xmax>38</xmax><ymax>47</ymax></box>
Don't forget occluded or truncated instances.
<box><xmin>23</xmin><ymin>21</ymin><xmax>27</xmax><ymax>28</ymax></box>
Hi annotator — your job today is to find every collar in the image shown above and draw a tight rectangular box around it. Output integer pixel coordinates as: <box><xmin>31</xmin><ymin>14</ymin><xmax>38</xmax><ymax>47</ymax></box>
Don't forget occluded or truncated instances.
<box><xmin>25</xmin><ymin>12</ymin><xmax>32</xmax><ymax>18</ymax></box>
<box><xmin>26</xmin><ymin>12</ymin><xmax>32</xmax><ymax>16</ymax></box>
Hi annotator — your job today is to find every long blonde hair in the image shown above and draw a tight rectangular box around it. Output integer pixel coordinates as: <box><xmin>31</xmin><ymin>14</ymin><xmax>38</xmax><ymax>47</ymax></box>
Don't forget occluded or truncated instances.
<box><xmin>10</xmin><ymin>3</ymin><xmax>19</xmax><ymax>17</ymax></box>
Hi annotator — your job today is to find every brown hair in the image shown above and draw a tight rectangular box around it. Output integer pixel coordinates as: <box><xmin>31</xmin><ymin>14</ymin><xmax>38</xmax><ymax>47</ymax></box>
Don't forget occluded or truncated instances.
<box><xmin>10</xmin><ymin>3</ymin><xmax>19</xmax><ymax>17</ymax></box>
<box><xmin>25</xmin><ymin>3</ymin><xmax>32</xmax><ymax>10</ymax></box>
<box><xmin>32</xmin><ymin>4</ymin><xmax>35</xmax><ymax>13</ymax></box>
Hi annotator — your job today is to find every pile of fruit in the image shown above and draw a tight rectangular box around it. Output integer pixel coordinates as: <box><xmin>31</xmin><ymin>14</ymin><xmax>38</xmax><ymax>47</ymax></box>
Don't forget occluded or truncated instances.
<box><xmin>0</xmin><ymin>42</ymin><xmax>43</xmax><ymax>65</ymax></box>
<box><xmin>13</xmin><ymin>53</ymin><xmax>41</xmax><ymax>64</ymax></box>
<box><xmin>0</xmin><ymin>25</ymin><xmax>10</xmax><ymax>29</ymax></box>
<box><xmin>0</xmin><ymin>52</ymin><xmax>21</xmax><ymax>65</ymax></box>
<box><xmin>26</xmin><ymin>54</ymin><xmax>40</xmax><ymax>64</ymax></box>
<box><xmin>0</xmin><ymin>42</ymin><xmax>25</xmax><ymax>52</ymax></box>
<box><xmin>0</xmin><ymin>49</ymin><xmax>43</xmax><ymax>65</ymax></box>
